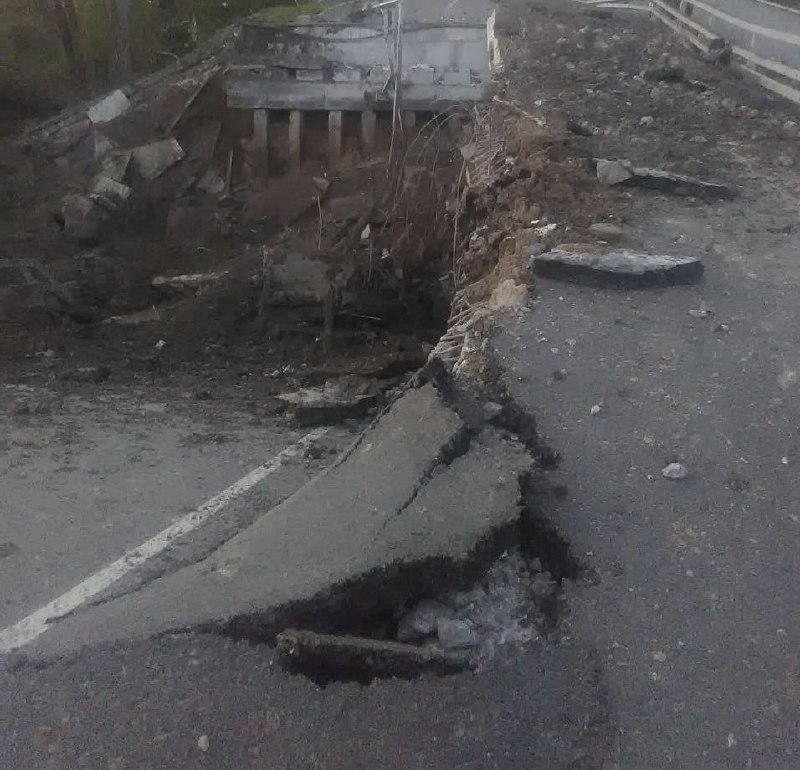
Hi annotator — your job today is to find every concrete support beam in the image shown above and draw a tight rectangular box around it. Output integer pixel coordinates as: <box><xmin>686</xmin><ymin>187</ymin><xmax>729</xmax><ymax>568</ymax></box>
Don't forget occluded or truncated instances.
<box><xmin>253</xmin><ymin>109</ymin><xmax>269</xmax><ymax>176</ymax></box>
<box><xmin>289</xmin><ymin>110</ymin><xmax>303</xmax><ymax>172</ymax></box>
<box><xmin>328</xmin><ymin>110</ymin><xmax>342</xmax><ymax>168</ymax></box>
<box><xmin>361</xmin><ymin>109</ymin><xmax>376</xmax><ymax>154</ymax></box>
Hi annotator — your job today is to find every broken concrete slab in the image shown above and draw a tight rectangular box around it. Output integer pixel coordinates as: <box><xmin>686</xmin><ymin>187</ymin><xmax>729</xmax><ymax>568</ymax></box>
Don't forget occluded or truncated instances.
<box><xmin>132</xmin><ymin>138</ymin><xmax>185</xmax><ymax>180</ymax></box>
<box><xmin>60</xmin><ymin>195</ymin><xmax>104</xmax><ymax>240</ymax></box>
<box><xmin>87</xmin><ymin>90</ymin><xmax>131</xmax><ymax>125</ymax></box>
<box><xmin>595</xmin><ymin>158</ymin><xmax>735</xmax><ymax>199</ymax></box>
<box><xmin>533</xmin><ymin>249</ymin><xmax>704</xmax><ymax>288</ymax></box>
<box><xmin>276</xmin><ymin>381</ymin><xmax>379</xmax><ymax>426</ymax></box>
<box><xmin>276</xmin><ymin>629</ymin><xmax>472</xmax><ymax>682</ymax></box>
<box><xmin>18</xmin><ymin>386</ymin><xmax>529</xmax><ymax>661</ymax></box>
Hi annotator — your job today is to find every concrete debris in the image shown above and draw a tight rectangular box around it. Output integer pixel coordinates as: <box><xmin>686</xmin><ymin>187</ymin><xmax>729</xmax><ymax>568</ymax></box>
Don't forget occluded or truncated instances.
<box><xmin>595</xmin><ymin>158</ymin><xmax>735</xmax><ymax>199</ymax></box>
<box><xmin>488</xmin><ymin>279</ymin><xmax>529</xmax><ymax>310</ymax></box>
<box><xmin>533</xmin><ymin>249</ymin><xmax>704</xmax><ymax>287</ymax></box>
<box><xmin>197</xmin><ymin>735</ymin><xmax>210</xmax><ymax>753</ymax></box>
<box><xmin>589</xmin><ymin>222</ymin><xmax>626</xmax><ymax>242</ymax></box>
<box><xmin>596</xmin><ymin>158</ymin><xmax>633</xmax><ymax>186</ymax></box>
<box><xmin>60</xmin><ymin>195</ymin><xmax>104</xmax><ymax>240</ymax></box>
<box><xmin>100</xmin><ymin>151</ymin><xmax>132</xmax><ymax>183</ymax></box>
<box><xmin>152</xmin><ymin>272</ymin><xmax>227</xmax><ymax>294</ymax></box>
<box><xmin>132</xmin><ymin>139</ymin><xmax>185</xmax><ymax>180</ymax></box>
<box><xmin>103</xmin><ymin>307</ymin><xmax>161</xmax><ymax>325</ymax></box>
<box><xmin>276</xmin><ymin>381</ymin><xmax>378</xmax><ymax>426</ymax></box>
<box><xmin>93</xmin><ymin>132</ymin><xmax>117</xmax><ymax>160</ymax></box>
<box><xmin>662</xmin><ymin>462</ymin><xmax>688</xmax><ymax>480</ymax></box>
<box><xmin>45</xmin><ymin>118</ymin><xmax>90</xmax><ymax>155</ymax></box>
<box><xmin>397</xmin><ymin>599</ymin><xmax>455</xmax><ymax>642</ymax></box>
<box><xmin>276</xmin><ymin>629</ymin><xmax>473</xmax><ymax>681</ymax></box>
<box><xmin>196</xmin><ymin>169</ymin><xmax>226</xmax><ymax>195</ymax></box>
<box><xmin>87</xmin><ymin>90</ymin><xmax>131</xmax><ymax>124</ymax></box>
<box><xmin>92</xmin><ymin>177</ymin><xmax>131</xmax><ymax>206</ymax></box>
<box><xmin>436</xmin><ymin>618</ymin><xmax>479</xmax><ymax>650</ymax></box>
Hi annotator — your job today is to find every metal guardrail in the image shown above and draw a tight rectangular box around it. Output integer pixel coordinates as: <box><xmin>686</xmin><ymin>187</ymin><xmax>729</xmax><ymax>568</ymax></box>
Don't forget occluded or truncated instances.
<box><xmin>651</xmin><ymin>0</ymin><xmax>800</xmax><ymax>105</ymax></box>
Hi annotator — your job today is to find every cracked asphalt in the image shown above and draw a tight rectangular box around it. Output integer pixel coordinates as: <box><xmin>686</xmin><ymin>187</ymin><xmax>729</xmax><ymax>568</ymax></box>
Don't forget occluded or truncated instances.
<box><xmin>5</xmin><ymin>1</ymin><xmax>800</xmax><ymax>768</ymax></box>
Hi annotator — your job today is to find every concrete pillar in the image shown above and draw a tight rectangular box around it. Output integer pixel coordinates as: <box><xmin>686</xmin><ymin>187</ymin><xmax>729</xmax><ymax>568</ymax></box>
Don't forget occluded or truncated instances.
<box><xmin>289</xmin><ymin>110</ymin><xmax>303</xmax><ymax>172</ymax></box>
<box><xmin>328</xmin><ymin>110</ymin><xmax>342</xmax><ymax>168</ymax></box>
<box><xmin>253</xmin><ymin>109</ymin><xmax>269</xmax><ymax>175</ymax></box>
<box><xmin>447</xmin><ymin>113</ymin><xmax>462</xmax><ymax>141</ymax></box>
<box><xmin>402</xmin><ymin>111</ymin><xmax>416</xmax><ymax>135</ymax></box>
<box><xmin>361</xmin><ymin>109</ymin><xmax>376</xmax><ymax>155</ymax></box>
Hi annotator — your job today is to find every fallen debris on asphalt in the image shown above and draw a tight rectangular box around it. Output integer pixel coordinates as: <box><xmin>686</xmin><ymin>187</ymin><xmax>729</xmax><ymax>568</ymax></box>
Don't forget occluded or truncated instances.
<box><xmin>532</xmin><ymin>249</ymin><xmax>704</xmax><ymax>287</ymax></box>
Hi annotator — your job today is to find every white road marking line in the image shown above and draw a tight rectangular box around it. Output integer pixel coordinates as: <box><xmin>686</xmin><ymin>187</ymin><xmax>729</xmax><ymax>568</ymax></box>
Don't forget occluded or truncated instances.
<box><xmin>0</xmin><ymin>428</ymin><xmax>328</xmax><ymax>654</ymax></box>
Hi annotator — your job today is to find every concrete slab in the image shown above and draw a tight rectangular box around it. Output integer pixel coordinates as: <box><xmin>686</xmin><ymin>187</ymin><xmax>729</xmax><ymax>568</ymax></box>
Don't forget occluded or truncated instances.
<box><xmin>23</xmin><ymin>385</ymin><xmax>522</xmax><ymax>660</ymax></box>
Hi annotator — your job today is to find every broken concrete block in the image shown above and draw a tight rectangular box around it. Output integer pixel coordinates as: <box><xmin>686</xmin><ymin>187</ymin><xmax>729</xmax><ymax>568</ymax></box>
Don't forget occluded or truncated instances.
<box><xmin>93</xmin><ymin>132</ymin><xmax>117</xmax><ymax>160</ymax></box>
<box><xmin>132</xmin><ymin>138</ymin><xmax>185</xmax><ymax>180</ymax></box>
<box><xmin>533</xmin><ymin>250</ymin><xmax>704</xmax><ymax>288</ymax></box>
<box><xmin>488</xmin><ymin>279</ymin><xmax>528</xmax><ymax>310</ymax></box>
<box><xmin>443</xmin><ymin>68</ymin><xmax>472</xmax><ymax>86</ymax></box>
<box><xmin>87</xmin><ymin>89</ymin><xmax>131</xmax><ymax>124</ymax></box>
<box><xmin>60</xmin><ymin>195</ymin><xmax>104</xmax><ymax>240</ymax></box>
<box><xmin>101</xmin><ymin>151</ymin><xmax>131</xmax><ymax>183</ymax></box>
<box><xmin>92</xmin><ymin>176</ymin><xmax>131</xmax><ymax>206</ymax></box>
<box><xmin>596</xmin><ymin>158</ymin><xmax>633</xmax><ymax>185</ymax></box>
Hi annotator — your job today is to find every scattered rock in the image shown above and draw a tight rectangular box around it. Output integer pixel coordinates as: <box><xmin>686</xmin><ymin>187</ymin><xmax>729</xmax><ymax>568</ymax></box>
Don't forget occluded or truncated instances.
<box><xmin>60</xmin><ymin>195</ymin><xmax>104</xmax><ymax>240</ymax></box>
<box><xmin>721</xmin><ymin>97</ymin><xmax>737</xmax><ymax>112</ymax></box>
<box><xmin>489</xmin><ymin>279</ymin><xmax>528</xmax><ymax>310</ymax></box>
<box><xmin>436</xmin><ymin>618</ymin><xmax>479</xmax><ymax>650</ymax></box>
<box><xmin>590</xmin><ymin>404</ymin><xmax>602</xmax><ymax>416</ymax></box>
<box><xmin>533</xmin><ymin>250</ymin><xmax>704</xmax><ymax>287</ymax></box>
<box><xmin>777</xmin><ymin>155</ymin><xmax>794</xmax><ymax>168</ymax></box>
<box><xmin>713</xmin><ymin>322</ymin><xmax>730</xmax><ymax>333</ymax></box>
<box><xmin>197</xmin><ymin>735</ymin><xmax>210</xmax><ymax>753</ymax></box>
<box><xmin>132</xmin><ymin>138</ymin><xmax>185</xmax><ymax>180</ymax></box>
<box><xmin>688</xmin><ymin>301</ymin><xmax>713</xmax><ymax>318</ymax></box>
<box><xmin>397</xmin><ymin>599</ymin><xmax>455</xmax><ymax>641</ymax></box>
<box><xmin>482</xmin><ymin>401</ymin><xmax>504</xmax><ymax>421</ymax></box>
<box><xmin>87</xmin><ymin>89</ymin><xmax>131</xmax><ymax>124</ymax></box>
<box><xmin>69</xmin><ymin>365</ymin><xmax>111</xmax><ymax>383</ymax></box>
<box><xmin>552</xmin><ymin>368</ymin><xmax>568</xmax><ymax>381</ymax></box>
<box><xmin>566</xmin><ymin>118</ymin><xmax>597</xmax><ymax>137</ymax></box>
<box><xmin>589</xmin><ymin>222</ymin><xmax>625</xmax><ymax>242</ymax></box>
<box><xmin>662</xmin><ymin>462</ymin><xmax>688</xmax><ymax>480</ymax></box>
<box><xmin>639</xmin><ymin>116</ymin><xmax>655</xmax><ymax>128</ymax></box>
<box><xmin>644</xmin><ymin>54</ymin><xmax>684</xmax><ymax>82</ymax></box>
